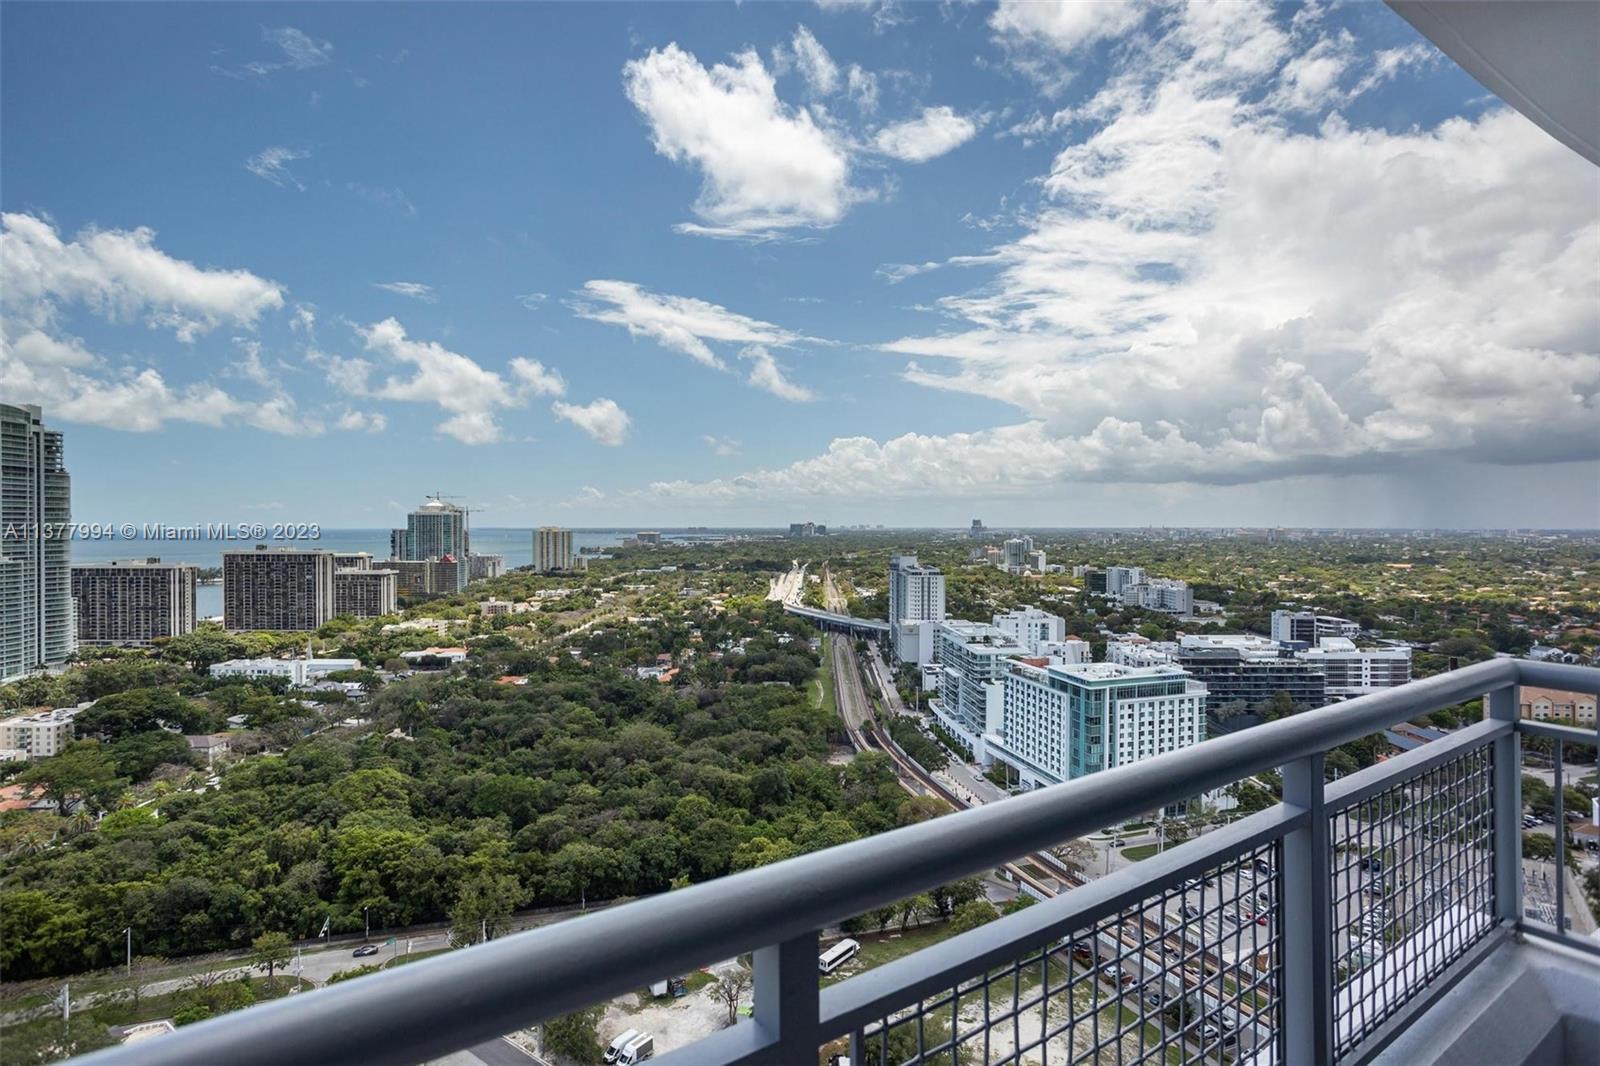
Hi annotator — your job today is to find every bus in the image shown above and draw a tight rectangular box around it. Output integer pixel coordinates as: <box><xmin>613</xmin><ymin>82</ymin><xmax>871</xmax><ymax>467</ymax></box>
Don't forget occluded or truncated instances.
<box><xmin>818</xmin><ymin>938</ymin><xmax>860</xmax><ymax>974</ymax></box>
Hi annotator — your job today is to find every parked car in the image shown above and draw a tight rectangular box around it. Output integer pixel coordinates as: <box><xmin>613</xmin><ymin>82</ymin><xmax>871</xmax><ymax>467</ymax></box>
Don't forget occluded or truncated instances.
<box><xmin>353</xmin><ymin>944</ymin><xmax>379</xmax><ymax>958</ymax></box>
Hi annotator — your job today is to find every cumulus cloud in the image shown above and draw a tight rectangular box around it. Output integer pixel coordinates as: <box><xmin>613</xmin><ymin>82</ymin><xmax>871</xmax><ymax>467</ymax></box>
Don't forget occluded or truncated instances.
<box><xmin>740</xmin><ymin>345</ymin><xmax>815</xmax><ymax>402</ymax></box>
<box><xmin>873</xmin><ymin>106</ymin><xmax>979</xmax><ymax>162</ymax></box>
<box><xmin>335</xmin><ymin>318</ymin><xmax>570</xmax><ymax>444</ymax></box>
<box><xmin>0</xmin><ymin>212</ymin><xmax>303</xmax><ymax>434</ymax></box>
<box><xmin>246</xmin><ymin>146</ymin><xmax>311</xmax><ymax>190</ymax></box>
<box><xmin>552</xmin><ymin>397</ymin><xmax>631</xmax><ymax>446</ymax></box>
<box><xmin>571</xmin><ymin>279</ymin><xmax>810</xmax><ymax>368</ymax></box>
<box><xmin>372</xmin><ymin>281</ymin><xmax>436</xmax><ymax>302</ymax></box>
<box><xmin>702</xmin><ymin>434</ymin><xmax>741</xmax><ymax>456</ymax></box>
<box><xmin>623</xmin><ymin>42</ymin><xmax>861</xmax><ymax>238</ymax></box>
<box><xmin>644</xmin><ymin>2</ymin><xmax>1599</xmax><ymax>503</ymax></box>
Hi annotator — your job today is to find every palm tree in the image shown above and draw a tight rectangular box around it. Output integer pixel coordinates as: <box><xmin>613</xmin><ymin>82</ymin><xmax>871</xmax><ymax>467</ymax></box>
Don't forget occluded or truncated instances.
<box><xmin>65</xmin><ymin>809</ymin><xmax>97</xmax><ymax>838</ymax></box>
<box><xmin>115</xmin><ymin>791</ymin><xmax>137</xmax><ymax>811</ymax></box>
<box><xmin>10</xmin><ymin>827</ymin><xmax>50</xmax><ymax>857</ymax></box>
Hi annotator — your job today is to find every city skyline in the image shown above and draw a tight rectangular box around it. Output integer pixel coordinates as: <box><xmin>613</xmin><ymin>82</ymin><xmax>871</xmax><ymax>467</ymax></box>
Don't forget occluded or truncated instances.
<box><xmin>2</xmin><ymin>2</ymin><xmax>1597</xmax><ymax>529</ymax></box>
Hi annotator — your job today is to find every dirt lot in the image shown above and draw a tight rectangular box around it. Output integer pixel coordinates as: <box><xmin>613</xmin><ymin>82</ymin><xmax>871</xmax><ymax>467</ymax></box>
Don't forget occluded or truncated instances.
<box><xmin>597</xmin><ymin>959</ymin><xmax>745</xmax><ymax>1058</ymax></box>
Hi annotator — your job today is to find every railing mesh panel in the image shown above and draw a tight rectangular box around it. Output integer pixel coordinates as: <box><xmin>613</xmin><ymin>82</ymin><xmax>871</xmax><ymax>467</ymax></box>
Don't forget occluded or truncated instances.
<box><xmin>839</xmin><ymin>840</ymin><xmax>1282</xmax><ymax>1065</ymax></box>
<box><xmin>1328</xmin><ymin>740</ymin><xmax>1497</xmax><ymax>1058</ymax></box>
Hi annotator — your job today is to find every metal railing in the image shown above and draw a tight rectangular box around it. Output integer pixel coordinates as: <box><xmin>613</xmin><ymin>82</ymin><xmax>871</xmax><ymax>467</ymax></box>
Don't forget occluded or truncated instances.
<box><xmin>72</xmin><ymin>659</ymin><xmax>1600</xmax><ymax>1066</ymax></box>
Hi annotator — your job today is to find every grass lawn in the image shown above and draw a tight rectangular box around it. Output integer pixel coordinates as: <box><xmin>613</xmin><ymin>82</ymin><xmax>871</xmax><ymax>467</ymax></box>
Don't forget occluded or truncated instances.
<box><xmin>816</xmin><ymin>635</ymin><xmax>838</xmax><ymax>719</ymax></box>
<box><xmin>1123</xmin><ymin>844</ymin><xmax>1162</xmax><ymax>861</ymax></box>
<box><xmin>820</xmin><ymin>923</ymin><xmax>960</xmax><ymax>987</ymax></box>
<box><xmin>385</xmin><ymin>947</ymin><xmax>452</xmax><ymax>968</ymax></box>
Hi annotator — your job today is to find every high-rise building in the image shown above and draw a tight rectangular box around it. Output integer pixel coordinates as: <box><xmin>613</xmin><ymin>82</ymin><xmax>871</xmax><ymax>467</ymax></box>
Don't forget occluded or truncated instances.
<box><xmin>929</xmin><ymin>620</ymin><xmax>1026</xmax><ymax>762</ymax></box>
<box><xmin>468</xmin><ymin>553</ymin><xmax>505</xmax><ymax>580</ymax></box>
<box><xmin>386</xmin><ymin>558</ymin><xmax>461</xmax><ymax>599</ymax></box>
<box><xmin>1271</xmin><ymin>609</ymin><xmax>1362</xmax><ymax>645</ymax></box>
<box><xmin>534</xmin><ymin>527</ymin><xmax>574</xmax><ymax>573</ymax></box>
<box><xmin>222</xmin><ymin>547</ymin><xmax>337</xmax><ymax>631</ymax></box>
<box><xmin>1</xmin><ymin>404</ymin><xmax>74</xmax><ymax>681</ymax></box>
<box><xmin>969</xmin><ymin>518</ymin><xmax>985</xmax><ymax>538</ymax></box>
<box><xmin>1104</xmin><ymin>566</ymin><xmax>1147</xmax><ymax>600</ymax></box>
<box><xmin>1171</xmin><ymin>633</ymin><xmax>1327</xmax><ymax>714</ymax></box>
<box><xmin>1000</xmin><ymin>537</ymin><xmax>1035</xmax><ymax>571</ymax></box>
<box><xmin>389</xmin><ymin>529</ymin><xmax>407</xmax><ymax>560</ymax></box>
<box><xmin>888</xmin><ymin>555</ymin><xmax>946</xmax><ymax>665</ymax></box>
<box><xmin>991</xmin><ymin>660</ymin><xmax>1208</xmax><ymax>790</ymax></box>
<box><xmin>71</xmin><ymin>559</ymin><xmax>197</xmax><ymax>646</ymax></box>
<box><xmin>634</xmin><ymin>531</ymin><xmax>663</xmax><ymax>546</ymax></box>
<box><xmin>334</xmin><ymin>568</ymin><xmax>398</xmax><ymax>618</ymax></box>
<box><xmin>334</xmin><ymin>553</ymin><xmax>373</xmax><ymax>571</ymax></box>
<box><xmin>404</xmin><ymin>499</ymin><xmax>469</xmax><ymax>591</ymax></box>
<box><xmin>992</xmin><ymin>606</ymin><xmax>1066</xmax><ymax>655</ymax></box>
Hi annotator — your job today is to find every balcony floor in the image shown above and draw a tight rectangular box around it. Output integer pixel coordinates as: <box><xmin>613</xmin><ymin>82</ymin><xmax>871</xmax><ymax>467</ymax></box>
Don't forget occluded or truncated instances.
<box><xmin>1372</xmin><ymin>935</ymin><xmax>1600</xmax><ymax>1066</ymax></box>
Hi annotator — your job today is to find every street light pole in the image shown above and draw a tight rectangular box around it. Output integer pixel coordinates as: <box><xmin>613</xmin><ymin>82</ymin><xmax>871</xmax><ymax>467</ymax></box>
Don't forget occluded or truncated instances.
<box><xmin>124</xmin><ymin>927</ymin><xmax>131</xmax><ymax>979</ymax></box>
<box><xmin>364</xmin><ymin>906</ymin><xmax>370</xmax><ymax>941</ymax></box>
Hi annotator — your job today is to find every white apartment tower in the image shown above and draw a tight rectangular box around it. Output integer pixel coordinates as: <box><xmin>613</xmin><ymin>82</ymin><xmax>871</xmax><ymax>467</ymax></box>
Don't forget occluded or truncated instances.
<box><xmin>534</xmin><ymin>527</ymin><xmax>575</xmax><ymax>573</ymax></box>
<box><xmin>888</xmin><ymin>555</ymin><xmax>946</xmax><ymax>665</ymax></box>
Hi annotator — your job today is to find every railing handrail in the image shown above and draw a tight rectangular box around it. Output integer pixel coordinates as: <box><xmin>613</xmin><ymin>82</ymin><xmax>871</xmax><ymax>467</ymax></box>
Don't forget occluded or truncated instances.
<box><xmin>70</xmin><ymin>657</ymin><xmax>1594</xmax><ymax>1066</ymax></box>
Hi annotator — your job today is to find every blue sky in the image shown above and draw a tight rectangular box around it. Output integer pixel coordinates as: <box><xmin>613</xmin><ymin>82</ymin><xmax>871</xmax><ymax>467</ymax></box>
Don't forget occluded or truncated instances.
<box><xmin>3</xmin><ymin>2</ymin><xmax>1597</xmax><ymax>529</ymax></box>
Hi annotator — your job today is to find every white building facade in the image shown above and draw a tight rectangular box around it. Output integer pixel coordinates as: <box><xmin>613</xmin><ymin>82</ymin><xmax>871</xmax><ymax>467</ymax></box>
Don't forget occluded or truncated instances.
<box><xmin>0</xmin><ymin>706</ymin><xmax>80</xmax><ymax>759</ymax></box>
<box><xmin>888</xmin><ymin>555</ymin><xmax>946</xmax><ymax>665</ymax></box>
<box><xmin>929</xmin><ymin>621</ymin><xmax>1025</xmax><ymax>762</ymax></box>
<box><xmin>209</xmin><ymin>657</ymin><xmax>361</xmax><ymax>685</ymax></box>
<box><xmin>992</xmin><ymin>606</ymin><xmax>1066</xmax><ymax>655</ymax></box>
<box><xmin>991</xmin><ymin>661</ymin><xmax>1208</xmax><ymax>791</ymax></box>
<box><xmin>1294</xmin><ymin>637</ymin><xmax>1412</xmax><ymax>696</ymax></box>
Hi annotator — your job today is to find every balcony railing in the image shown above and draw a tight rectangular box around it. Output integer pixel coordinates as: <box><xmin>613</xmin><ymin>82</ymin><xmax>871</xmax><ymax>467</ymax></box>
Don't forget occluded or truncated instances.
<box><xmin>73</xmin><ymin>658</ymin><xmax>1599</xmax><ymax>1066</ymax></box>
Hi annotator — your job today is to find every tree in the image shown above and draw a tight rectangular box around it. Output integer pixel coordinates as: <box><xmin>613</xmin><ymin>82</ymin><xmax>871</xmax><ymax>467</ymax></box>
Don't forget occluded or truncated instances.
<box><xmin>17</xmin><ymin>741</ymin><xmax>126</xmax><ymax>817</ymax></box>
<box><xmin>716</xmin><ymin>967</ymin><xmax>751</xmax><ymax>1025</ymax></box>
<box><xmin>449</xmin><ymin>870</ymin><xmax>522</xmax><ymax>945</ymax></box>
<box><xmin>947</xmin><ymin>899</ymin><xmax>999</xmax><ymax>935</ymax></box>
<box><xmin>896</xmin><ymin>893</ymin><xmax>932</xmax><ymax>933</ymax></box>
<box><xmin>129</xmin><ymin>954</ymin><xmax>169</xmax><ymax>1009</ymax></box>
<box><xmin>251</xmin><ymin>931</ymin><xmax>292</xmax><ymax>987</ymax></box>
<box><xmin>542</xmin><ymin>1006</ymin><xmax>604</xmax><ymax>1065</ymax></box>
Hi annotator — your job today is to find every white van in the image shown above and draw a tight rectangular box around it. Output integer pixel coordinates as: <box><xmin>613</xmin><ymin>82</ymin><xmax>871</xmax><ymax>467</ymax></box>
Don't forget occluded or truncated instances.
<box><xmin>618</xmin><ymin>1033</ymin><xmax>654</xmax><ymax>1065</ymax></box>
<box><xmin>819</xmin><ymin>938</ymin><xmax>860</xmax><ymax>974</ymax></box>
<box><xmin>604</xmin><ymin>1028</ymin><xmax>640</xmax><ymax>1064</ymax></box>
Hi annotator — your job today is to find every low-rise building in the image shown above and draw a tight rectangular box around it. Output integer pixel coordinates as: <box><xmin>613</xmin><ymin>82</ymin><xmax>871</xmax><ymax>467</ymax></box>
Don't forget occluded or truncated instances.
<box><xmin>1294</xmin><ymin>637</ymin><xmax>1411</xmax><ymax>697</ymax></box>
<box><xmin>208</xmin><ymin>657</ymin><xmax>360</xmax><ymax>685</ymax></box>
<box><xmin>1172</xmin><ymin>634</ymin><xmax>1327</xmax><ymax>713</ymax></box>
<box><xmin>400</xmin><ymin>646</ymin><xmax>468</xmax><ymax>666</ymax></box>
<box><xmin>1519</xmin><ymin>686</ymin><xmax>1597</xmax><ymax>725</ymax></box>
<box><xmin>992</xmin><ymin>606</ymin><xmax>1066</xmax><ymax>656</ymax></box>
<box><xmin>0</xmin><ymin>706</ymin><xmax>79</xmax><ymax>759</ymax></box>
<box><xmin>1271</xmin><ymin>609</ymin><xmax>1361</xmax><ymax>644</ymax></box>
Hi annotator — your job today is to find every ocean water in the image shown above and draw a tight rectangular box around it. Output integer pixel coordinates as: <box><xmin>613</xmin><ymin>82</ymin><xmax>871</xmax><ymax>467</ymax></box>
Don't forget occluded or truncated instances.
<box><xmin>68</xmin><ymin>528</ymin><xmax>636</xmax><ymax>619</ymax></box>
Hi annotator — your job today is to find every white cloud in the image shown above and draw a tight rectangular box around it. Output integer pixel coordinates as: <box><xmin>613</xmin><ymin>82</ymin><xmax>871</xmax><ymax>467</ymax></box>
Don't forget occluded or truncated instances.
<box><xmin>246</xmin><ymin>146</ymin><xmax>310</xmax><ymax>190</ymax></box>
<box><xmin>516</xmin><ymin>292</ymin><xmax>549</xmax><ymax>309</ymax></box>
<box><xmin>372</xmin><ymin>281</ymin><xmax>436</xmax><ymax>302</ymax></box>
<box><xmin>643</xmin><ymin>5</ymin><xmax>1600</xmax><ymax>503</ymax></box>
<box><xmin>552</xmin><ymin>398</ymin><xmax>631</xmax><ymax>446</ymax></box>
<box><xmin>740</xmin><ymin>345</ymin><xmax>815</xmax><ymax>402</ymax></box>
<box><xmin>990</xmin><ymin>0</ymin><xmax>1146</xmax><ymax>55</ymax></box>
<box><xmin>846</xmin><ymin>64</ymin><xmax>879</xmax><ymax>112</ymax></box>
<box><xmin>623</xmin><ymin>43</ymin><xmax>861</xmax><ymax>237</ymax></box>
<box><xmin>508</xmin><ymin>357</ymin><xmax>566</xmax><ymax>397</ymax></box>
<box><xmin>214</xmin><ymin>25</ymin><xmax>333</xmax><ymax>79</ymax></box>
<box><xmin>337</xmin><ymin>408</ymin><xmax>387</xmax><ymax>433</ymax></box>
<box><xmin>786</xmin><ymin>26</ymin><xmax>840</xmax><ymax>95</ymax></box>
<box><xmin>1</xmin><ymin>211</ymin><xmax>285</xmax><ymax>341</ymax></box>
<box><xmin>873</xmin><ymin>106</ymin><xmax>979</xmax><ymax>162</ymax></box>
<box><xmin>345</xmin><ymin>318</ymin><xmax>569</xmax><ymax>444</ymax></box>
<box><xmin>702</xmin><ymin>434</ymin><xmax>741</xmax><ymax>456</ymax></box>
<box><xmin>572</xmin><ymin>279</ymin><xmax>809</xmax><ymax>368</ymax></box>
